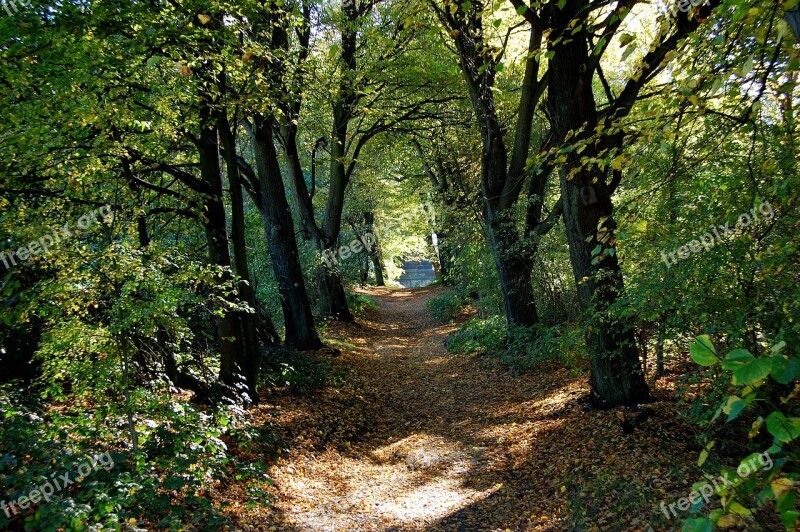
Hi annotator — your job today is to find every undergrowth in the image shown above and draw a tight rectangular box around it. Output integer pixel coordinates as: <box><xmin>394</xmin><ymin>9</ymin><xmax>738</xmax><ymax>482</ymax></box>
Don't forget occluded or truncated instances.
<box><xmin>446</xmin><ymin>316</ymin><xmax>588</xmax><ymax>374</ymax></box>
<box><xmin>0</xmin><ymin>384</ymin><xmax>276</xmax><ymax>530</ymax></box>
<box><xmin>260</xmin><ymin>349</ymin><xmax>348</xmax><ymax>395</ymax></box>
<box><xmin>426</xmin><ymin>291</ymin><xmax>466</xmax><ymax>323</ymax></box>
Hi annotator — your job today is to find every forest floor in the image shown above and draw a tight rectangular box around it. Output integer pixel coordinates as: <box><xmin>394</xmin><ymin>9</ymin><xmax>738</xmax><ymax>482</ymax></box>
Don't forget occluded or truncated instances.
<box><xmin>222</xmin><ymin>286</ymin><xmax>704</xmax><ymax>531</ymax></box>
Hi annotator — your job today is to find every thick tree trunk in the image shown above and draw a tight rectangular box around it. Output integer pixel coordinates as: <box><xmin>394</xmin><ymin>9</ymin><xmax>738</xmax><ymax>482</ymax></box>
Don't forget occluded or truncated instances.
<box><xmin>442</xmin><ymin>18</ymin><xmax>543</xmax><ymax>328</ymax></box>
<box><xmin>219</xmin><ymin>114</ymin><xmax>273</xmax><ymax>403</ymax></box>
<box><xmin>252</xmin><ymin>117</ymin><xmax>323</xmax><ymax>350</ymax></box>
<box><xmin>197</xmin><ymin>126</ymin><xmax>247</xmax><ymax>396</ymax></box>
<box><xmin>282</xmin><ymin>106</ymin><xmax>354</xmax><ymax>323</ymax></box>
<box><xmin>546</xmin><ymin>0</ymin><xmax>649</xmax><ymax>407</ymax></box>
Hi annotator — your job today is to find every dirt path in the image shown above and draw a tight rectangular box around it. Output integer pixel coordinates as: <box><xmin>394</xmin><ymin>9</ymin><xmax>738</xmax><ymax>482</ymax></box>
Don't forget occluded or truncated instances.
<box><xmin>228</xmin><ymin>287</ymin><xmax>696</xmax><ymax>531</ymax></box>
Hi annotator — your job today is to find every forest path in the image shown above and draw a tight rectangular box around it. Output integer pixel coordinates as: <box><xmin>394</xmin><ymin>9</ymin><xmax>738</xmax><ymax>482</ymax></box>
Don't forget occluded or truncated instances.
<box><xmin>229</xmin><ymin>286</ymin><xmax>688</xmax><ymax>531</ymax></box>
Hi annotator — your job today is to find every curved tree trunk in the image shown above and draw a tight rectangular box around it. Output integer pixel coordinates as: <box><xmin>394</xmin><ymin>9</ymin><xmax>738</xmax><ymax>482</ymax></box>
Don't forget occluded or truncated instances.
<box><xmin>435</xmin><ymin>14</ymin><xmax>545</xmax><ymax>328</ymax></box>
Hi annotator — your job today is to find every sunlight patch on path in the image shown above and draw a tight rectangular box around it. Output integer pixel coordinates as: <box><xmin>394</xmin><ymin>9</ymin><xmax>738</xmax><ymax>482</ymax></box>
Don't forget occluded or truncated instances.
<box><xmin>275</xmin><ymin>433</ymin><xmax>500</xmax><ymax>531</ymax></box>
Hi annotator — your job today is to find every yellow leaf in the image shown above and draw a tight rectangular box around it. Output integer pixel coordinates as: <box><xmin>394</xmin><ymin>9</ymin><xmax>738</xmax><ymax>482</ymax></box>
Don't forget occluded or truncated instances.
<box><xmin>611</xmin><ymin>155</ymin><xmax>626</xmax><ymax>171</ymax></box>
<box><xmin>698</xmin><ymin>448</ymin><xmax>709</xmax><ymax>466</ymax></box>
<box><xmin>728</xmin><ymin>501</ymin><xmax>752</xmax><ymax>516</ymax></box>
<box><xmin>748</xmin><ymin>416</ymin><xmax>763</xmax><ymax>438</ymax></box>
<box><xmin>198</xmin><ymin>14</ymin><xmax>212</xmax><ymax>25</ymax></box>
<box><xmin>772</xmin><ymin>478</ymin><xmax>793</xmax><ymax>498</ymax></box>
<box><xmin>717</xmin><ymin>514</ymin><xmax>742</xmax><ymax>528</ymax></box>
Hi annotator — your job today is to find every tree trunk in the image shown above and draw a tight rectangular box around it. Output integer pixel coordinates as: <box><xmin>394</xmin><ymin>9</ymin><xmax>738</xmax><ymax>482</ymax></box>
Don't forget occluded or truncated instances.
<box><xmin>546</xmin><ymin>0</ymin><xmax>649</xmax><ymax>407</ymax></box>
<box><xmin>282</xmin><ymin>103</ymin><xmax>354</xmax><ymax>323</ymax></box>
<box><xmin>435</xmin><ymin>229</ymin><xmax>455</xmax><ymax>286</ymax></box>
<box><xmin>484</xmin><ymin>202</ymin><xmax>539</xmax><ymax>326</ymax></box>
<box><xmin>372</xmin><ymin>256</ymin><xmax>385</xmax><ymax>286</ymax></box>
<box><xmin>364</xmin><ymin>212</ymin><xmax>385</xmax><ymax>286</ymax></box>
<box><xmin>655</xmin><ymin>325</ymin><xmax>665</xmax><ymax>378</ymax></box>
<box><xmin>219</xmin><ymin>113</ymin><xmax>273</xmax><ymax>403</ymax></box>
<box><xmin>315</xmin><ymin>240</ymin><xmax>355</xmax><ymax>322</ymax></box>
<box><xmin>197</xmin><ymin>125</ymin><xmax>247</xmax><ymax>396</ymax></box>
<box><xmin>441</xmin><ymin>16</ymin><xmax>543</xmax><ymax>328</ymax></box>
<box><xmin>252</xmin><ymin>117</ymin><xmax>323</xmax><ymax>350</ymax></box>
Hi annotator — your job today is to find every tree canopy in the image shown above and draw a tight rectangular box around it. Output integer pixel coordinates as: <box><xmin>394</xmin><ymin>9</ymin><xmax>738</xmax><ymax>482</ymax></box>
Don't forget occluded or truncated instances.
<box><xmin>0</xmin><ymin>0</ymin><xmax>798</xmax><ymax>529</ymax></box>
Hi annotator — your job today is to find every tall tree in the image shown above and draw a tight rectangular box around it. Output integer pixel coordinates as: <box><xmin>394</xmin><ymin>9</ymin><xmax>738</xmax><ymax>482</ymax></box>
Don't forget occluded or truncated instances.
<box><xmin>434</xmin><ymin>3</ymin><xmax>554</xmax><ymax>326</ymax></box>
<box><xmin>508</xmin><ymin>0</ymin><xmax>717</xmax><ymax>405</ymax></box>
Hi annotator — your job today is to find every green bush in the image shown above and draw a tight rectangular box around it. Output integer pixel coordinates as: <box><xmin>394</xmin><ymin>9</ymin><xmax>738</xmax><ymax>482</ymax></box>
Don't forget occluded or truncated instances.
<box><xmin>446</xmin><ymin>318</ymin><xmax>588</xmax><ymax>374</ymax></box>
<box><xmin>426</xmin><ymin>291</ymin><xmax>466</xmax><ymax>323</ymax></box>
<box><xmin>0</xmin><ymin>385</ymin><xmax>274</xmax><ymax>530</ymax></box>
<box><xmin>446</xmin><ymin>316</ymin><xmax>506</xmax><ymax>355</ymax></box>
<box><xmin>345</xmin><ymin>290</ymin><xmax>379</xmax><ymax>318</ymax></box>
<box><xmin>682</xmin><ymin>336</ymin><xmax>800</xmax><ymax>530</ymax></box>
<box><xmin>261</xmin><ymin>349</ymin><xmax>346</xmax><ymax>395</ymax></box>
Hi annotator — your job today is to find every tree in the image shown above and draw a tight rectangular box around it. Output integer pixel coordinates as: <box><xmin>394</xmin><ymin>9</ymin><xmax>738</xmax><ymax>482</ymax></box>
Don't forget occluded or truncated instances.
<box><xmin>433</xmin><ymin>2</ymin><xmax>556</xmax><ymax>327</ymax></box>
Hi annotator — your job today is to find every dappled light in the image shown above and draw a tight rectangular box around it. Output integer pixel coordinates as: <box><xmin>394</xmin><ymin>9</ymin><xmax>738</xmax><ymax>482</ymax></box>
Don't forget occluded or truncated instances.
<box><xmin>1</xmin><ymin>0</ymin><xmax>796</xmax><ymax>529</ymax></box>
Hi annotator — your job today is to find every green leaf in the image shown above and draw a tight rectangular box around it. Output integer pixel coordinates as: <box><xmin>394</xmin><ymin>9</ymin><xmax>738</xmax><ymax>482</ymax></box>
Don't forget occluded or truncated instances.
<box><xmin>723</xmin><ymin>395</ymin><xmax>748</xmax><ymax>422</ymax></box>
<box><xmin>776</xmin><ymin>488</ymin><xmax>796</xmax><ymax>512</ymax></box>
<box><xmin>766</xmin><ymin>411</ymin><xmax>800</xmax><ymax>443</ymax></box>
<box><xmin>698</xmin><ymin>448</ymin><xmax>709</xmax><ymax>466</ymax></box>
<box><xmin>698</xmin><ymin>441</ymin><xmax>714</xmax><ymax>466</ymax></box>
<box><xmin>733</xmin><ymin>358</ymin><xmax>772</xmax><ymax>385</ymax></box>
<box><xmin>591</xmin><ymin>36</ymin><xmax>607</xmax><ymax>57</ymax></box>
<box><xmin>690</xmin><ymin>335</ymin><xmax>719</xmax><ymax>366</ymax></box>
<box><xmin>682</xmin><ymin>517</ymin><xmax>711</xmax><ymax>532</ymax></box>
<box><xmin>771</xmin><ymin>356</ymin><xmax>800</xmax><ymax>385</ymax></box>
<box><xmin>781</xmin><ymin>510</ymin><xmax>799</xmax><ymax>529</ymax></box>
<box><xmin>721</xmin><ymin>348</ymin><xmax>754</xmax><ymax>370</ymax></box>
<box><xmin>771</xmin><ymin>341</ymin><xmax>787</xmax><ymax>355</ymax></box>
<box><xmin>618</xmin><ymin>33</ymin><xmax>635</xmax><ymax>47</ymax></box>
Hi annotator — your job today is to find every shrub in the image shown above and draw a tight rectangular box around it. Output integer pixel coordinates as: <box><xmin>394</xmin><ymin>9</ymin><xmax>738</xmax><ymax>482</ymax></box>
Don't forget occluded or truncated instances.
<box><xmin>446</xmin><ymin>316</ymin><xmax>506</xmax><ymax>355</ymax></box>
<box><xmin>446</xmin><ymin>318</ymin><xmax>588</xmax><ymax>374</ymax></box>
<box><xmin>260</xmin><ymin>349</ymin><xmax>346</xmax><ymax>395</ymax></box>
<box><xmin>0</xmin><ymin>385</ymin><xmax>273</xmax><ymax>530</ymax></box>
<box><xmin>682</xmin><ymin>336</ymin><xmax>800</xmax><ymax>530</ymax></box>
<box><xmin>345</xmin><ymin>290</ymin><xmax>379</xmax><ymax>319</ymax></box>
<box><xmin>426</xmin><ymin>291</ymin><xmax>465</xmax><ymax>323</ymax></box>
